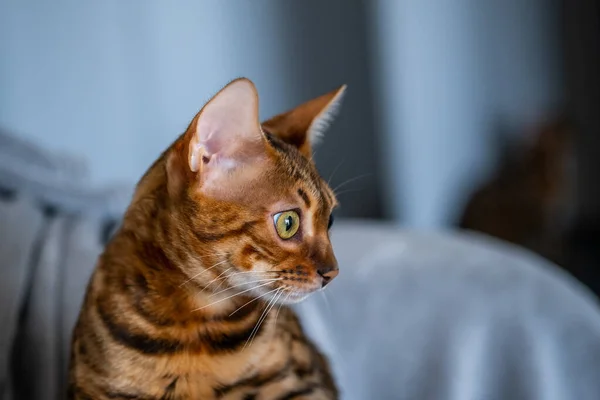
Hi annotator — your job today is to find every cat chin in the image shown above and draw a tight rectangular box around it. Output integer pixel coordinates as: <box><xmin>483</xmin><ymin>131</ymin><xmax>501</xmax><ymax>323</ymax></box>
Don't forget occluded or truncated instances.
<box><xmin>279</xmin><ymin>291</ymin><xmax>313</xmax><ymax>304</ymax></box>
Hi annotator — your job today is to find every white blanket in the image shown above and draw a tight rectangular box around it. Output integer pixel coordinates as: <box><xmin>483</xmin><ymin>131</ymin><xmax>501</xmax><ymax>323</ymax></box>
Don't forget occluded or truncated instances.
<box><xmin>297</xmin><ymin>222</ymin><xmax>600</xmax><ymax>400</ymax></box>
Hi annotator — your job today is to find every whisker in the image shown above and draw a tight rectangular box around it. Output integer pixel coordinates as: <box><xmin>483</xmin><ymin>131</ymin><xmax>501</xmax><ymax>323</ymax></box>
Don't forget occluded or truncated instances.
<box><xmin>243</xmin><ymin>289</ymin><xmax>281</xmax><ymax>350</ymax></box>
<box><xmin>226</xmin><ymin>270</ymin><xmax>281</xmax><ymax>276</ymax></box>
<box><xmin>272</xmin><ymin>290</ymin><xmax>292</xmax><ymax>331</ymax></box>
<box><xmin>332</xmin><ymin>173</ymin><xmax>371</xmax><ymax>193</ymax></box>
<box><xmin>229</xmin><ymin>287</ymin><xmax>281</xmax><ymax>317</ymax></box>
<box><xmin>190</xmin><ymin>251</ymin><xmax>228</xmax><ymax>262</ymax></box>
<box><xmin>211</xmin><ymin>269</ymin><xmax>238</xmax><ymax>293</ymax></box>
<box><xmin>192</xmin><ymin>280</ymin><xmax>279</xmax><ymax>312</ymax></box>
<box><xmin>195</xmin><ymin>251</ymin><xmax>224</xmax><ymax>258</ymax></box>
<box><xmin>213</xmin><ymin>270</ymin><xmax>280</xmax><ymax>293</ymax></box>
<box><xmin>218</xmin><ymin>271</ymin><xmax>281</xmax><ymax>281</ymax></box>
<box><xmin>320</xmin><ymin>290</ymin><xmax>333</xmax><ymax>319</ymax></box>
<box><xmin>231</xmin><ymin>269</ymin><xmax>287</xmax><ymax>274</ymax></box>
<box><xmin>212</xmin><ymin>277</ymin><xmax>228</xmax><ymax>293</ymax></box>
<box><xmin>201</xmin><ymin>267</ymin><xmax>233</xmax><ymax>293</ymax></box>
<box><xmin>179</xmin><ymin>259</ymin><xmax>229</xmax><ymax>287</ymax></box>
<box><xmin>244</xmin><ymin>289</ymin><xmax>284</xmax><ymax>351</ymax></box>
<box><xmin>327</xmin><ymin>160</ymin><xmax>345</xmax><ymax>186</ymax></box>
<box><xmin>333</xmin><ymin>187</ymin><xmax>364</xmax><ymax>198</ymax></box>
<box><xmin>319</xmin><ymin>289</ymin><xmax>346</xmax><ymax>369</ymax></box>
<box><xmin>209</xmin><ymin>278</ymin><xmax>281</xmax><ymax>298</ymax></box>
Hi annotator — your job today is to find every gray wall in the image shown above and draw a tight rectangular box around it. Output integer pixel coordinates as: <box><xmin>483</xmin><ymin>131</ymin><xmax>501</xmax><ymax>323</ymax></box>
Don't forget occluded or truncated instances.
<box><xmin>564</xmin><ymin>0</ymin><xmax>600</xmax><ymax>220</ymax></box>
<box><xmin>1</xmin><ymin>0</ymin><xmax>563</xmax><ymax>225</ymax></box>
<box><xmin>369</xmin><ymin>0</ymin><xmax>563</xmax><ymax>227</ymax></box>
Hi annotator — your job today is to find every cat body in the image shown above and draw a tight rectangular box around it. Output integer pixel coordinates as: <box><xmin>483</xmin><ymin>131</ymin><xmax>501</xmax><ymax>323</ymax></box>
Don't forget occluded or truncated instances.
<box><xmin>69</xmin><ymin>79</ymin><xmax>345</xmax><ymax>399</ymax></box>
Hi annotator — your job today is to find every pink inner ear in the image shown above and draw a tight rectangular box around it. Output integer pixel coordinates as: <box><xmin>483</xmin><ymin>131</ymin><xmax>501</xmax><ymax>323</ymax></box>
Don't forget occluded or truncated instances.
<box><xmin>189</xmin><ymin>79</ymin><xmax>265</xmax><ymax>175</ymax></box>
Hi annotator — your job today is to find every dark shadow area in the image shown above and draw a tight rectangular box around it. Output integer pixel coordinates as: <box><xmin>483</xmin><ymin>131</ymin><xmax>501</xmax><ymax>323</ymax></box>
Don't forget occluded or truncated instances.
<box><xmin>273</xmin><ymin>0</ymin><xmax>383</xmax><ymax>219</ymax></box>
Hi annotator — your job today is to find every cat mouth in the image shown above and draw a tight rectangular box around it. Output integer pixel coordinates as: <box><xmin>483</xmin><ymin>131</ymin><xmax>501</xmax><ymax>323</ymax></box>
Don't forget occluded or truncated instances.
<box><xmin>226</xmin><ymin>264</ymin><xmax>323</xmax><ymax>304</ymax></box>
<box><xmin>274</xmin><ymin>285</ymin><xmax>321</xmax><ymax>304</ymax></box>
<box><xmin>281</xmin><ymin>290</ymin><xmax>311</xmax><ymax>303</ymax></box>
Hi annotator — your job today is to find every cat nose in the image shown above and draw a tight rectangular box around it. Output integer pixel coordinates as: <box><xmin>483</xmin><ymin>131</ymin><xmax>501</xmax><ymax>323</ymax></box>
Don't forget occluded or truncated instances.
<box><xmin>317</xmin><ymin>265</ymin><xmax>339</xmax><ymax>287</ymax></box>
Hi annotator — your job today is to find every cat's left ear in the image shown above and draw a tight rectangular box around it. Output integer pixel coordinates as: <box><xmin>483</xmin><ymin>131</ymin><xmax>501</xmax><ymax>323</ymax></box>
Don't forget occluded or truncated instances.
<box><xmin>262</xmin><ymin>85</ymin><xmax>346</xmax><ymax>158</ymax></box>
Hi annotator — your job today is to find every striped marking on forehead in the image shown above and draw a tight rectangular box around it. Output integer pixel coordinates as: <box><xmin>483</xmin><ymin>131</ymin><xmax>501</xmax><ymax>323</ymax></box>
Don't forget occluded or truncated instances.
<box><xmin>297</xmin><ymin>188</ymin><xmax>311</xmax><ymax>208</ymax></box>
<box><xmin>264</xmin><ymin>131</ymin><xmax>333</xmax><ymax>209</ymax></box>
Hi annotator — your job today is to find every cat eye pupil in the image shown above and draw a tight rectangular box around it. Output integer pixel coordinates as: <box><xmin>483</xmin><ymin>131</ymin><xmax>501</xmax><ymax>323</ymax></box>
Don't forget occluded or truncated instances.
<box><xmin>284</xmin><ymin>216</ymin><xmax>293</xmax><ymax>231</ymax></box>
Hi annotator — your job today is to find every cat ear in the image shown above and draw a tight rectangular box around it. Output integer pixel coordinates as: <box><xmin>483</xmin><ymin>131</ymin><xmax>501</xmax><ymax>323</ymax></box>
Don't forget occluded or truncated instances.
<box><xmin>168</xmin><ymin>78</ymin><xmax>267</xmax><ymax>196</ymax></box>
<box><xmin>261</xmin><ymin>85</ymin><xmax>346</xmax><ymax>158</ymax></box>
<box><xmin>189</xmin><ymin>78</ymin><xmax>264</xmax><ymax>172</ymax></box>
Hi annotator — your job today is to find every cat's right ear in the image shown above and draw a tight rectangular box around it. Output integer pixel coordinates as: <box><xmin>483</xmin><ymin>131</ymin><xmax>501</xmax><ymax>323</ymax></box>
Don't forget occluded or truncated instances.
<box><xmin>167</xmin><ymin>78</ymin><xmax>267</xmax><ymax>197</ymax></box>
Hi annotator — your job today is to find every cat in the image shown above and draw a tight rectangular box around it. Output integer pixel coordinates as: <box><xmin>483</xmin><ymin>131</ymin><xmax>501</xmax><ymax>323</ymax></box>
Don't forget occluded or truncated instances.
<box><xmin>68</xmin><ymin>78</ymin><xmax>346</xmax><ymax>400</ymax></box>
<box><xmin>458</xmin><ymin>115</ymin><xmax>576</xmax><ymax>267</ymax></box>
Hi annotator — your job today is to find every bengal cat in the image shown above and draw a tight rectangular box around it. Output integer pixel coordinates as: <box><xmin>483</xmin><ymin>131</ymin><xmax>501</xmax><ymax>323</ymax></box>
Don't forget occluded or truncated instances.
<box><xmin>68</xmin><ymin>78</ymin><xmax>346</xmax><ymax>399</ymax></box>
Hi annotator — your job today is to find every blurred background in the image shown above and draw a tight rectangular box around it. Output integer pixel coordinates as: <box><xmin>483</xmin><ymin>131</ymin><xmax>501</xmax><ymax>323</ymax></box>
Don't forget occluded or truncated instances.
<box><xmin>0</xmin><ymin>0</ymin><xmax>599</xmax><ymax>290</ymax></box>
<box><xmin>3</xmin><ymin>2</ymin><xmax>600</xmax><ymax>399</ymax></box>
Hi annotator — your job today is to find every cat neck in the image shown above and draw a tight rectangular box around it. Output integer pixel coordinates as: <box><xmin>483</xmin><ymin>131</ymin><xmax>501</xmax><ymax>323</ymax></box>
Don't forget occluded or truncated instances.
<box><xmin>104</xmin><ymin>221</ymin><xmax>276</xmax><ymax>333</ymax></box>
<box><xmin>97</xmin><ymin>230</ymin><xmax>280</xmax><ymax>357</ymax></box>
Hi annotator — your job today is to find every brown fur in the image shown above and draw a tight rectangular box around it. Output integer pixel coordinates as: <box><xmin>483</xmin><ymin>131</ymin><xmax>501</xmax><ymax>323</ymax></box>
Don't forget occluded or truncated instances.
<box><xmin>458</xmin><ymin>116</ymin><xmax>575</xmax><ymax>265</ymax></box>
<box><xmin>69</xmin><ymin>79</ymin><xmax>345</xmax><ymax>399</ymax></box>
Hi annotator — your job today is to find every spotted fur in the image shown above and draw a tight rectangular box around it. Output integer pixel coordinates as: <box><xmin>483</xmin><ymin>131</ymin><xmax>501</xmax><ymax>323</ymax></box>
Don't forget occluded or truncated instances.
<box><xmin>69</xmin><ymin>79</ymin><xmax>345</xmax><ymax>399</ymax></box>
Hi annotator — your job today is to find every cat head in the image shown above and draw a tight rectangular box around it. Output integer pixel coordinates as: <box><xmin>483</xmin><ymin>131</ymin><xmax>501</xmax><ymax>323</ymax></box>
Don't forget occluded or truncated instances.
<box><xmin>164</xmin><ymin>78</ymin><xmax>346</xmax><ymax>304</ymax></box>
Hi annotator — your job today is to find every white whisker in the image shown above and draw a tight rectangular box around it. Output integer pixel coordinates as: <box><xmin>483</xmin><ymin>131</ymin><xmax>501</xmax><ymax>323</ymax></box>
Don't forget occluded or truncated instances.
<box><xmin>319</xmin><ymin>290</ymin><xmax>346</xmax><ymax>369</ymax></box>
<box><xmin>211</xmin><ymin>275</ymin><xmax>229</xmax><ymax>293</ymax></box>
<box><xmin>327</xmin><ymin>160</ymin><xmax>345</xmax><ymax>186</ymax></box>
<box><xmin>192</xmin><ymin>280</ymin><xmax>278</xmax><ymax>312</ymax></box>
<box><xmin>179</xmin><ymin>259</ymin><xmax>229</xmax><ymax>287</ymax></box>
<box><xmin>229</xmin><ymin>287</ymin><xmax>281</xmax><ymax>317</ymax></box>
<box><xmin>201</xmin><ymin>267</ymin><xmax>233</xmax><ymax>293</ymax></box>
<box><xmin>334</xmin><ymin>188</ymin><xmax>364</xmax><ymax>198</ymax></box>
<box><xmin>244</xmin><ymin>289</ymin><xmax>281</xmax><ymax>350</ymax></box>
<box><xmin>321</xmin><ymin>290</ymin><xmax>333</xmax><ymax>319</ymax></box>
<box><xmin>226</xmin><ymin>270</ymin><xmax>281</xmax><ymax>277</ymax></box>
<box><xmin>244</xmin><ymin>289</ymin><xmax>284</xmax><ymax>350</ymax></box>
<box><xmin>272</xmin><ymin>290</ymin><xmax>292</xmax><ymax>332</ymax></box>
<box><xmin>212</xmin><ymin>270</ymin><xmax>279</xmax><ymax>293</ymax></box>
<box><xmin>195</xmin><ymin>251</ymin><xmax>224</xmax><ymax>258</ymax></box>
<box><xmin>209</xmin><ymin>278</ymin><xmax>281</xmax><ymax>298</ymax></box>
<box><xmin>332</xmin><ymin>173</ymin><xmax>371</xmax><ymax>193</ymax></box>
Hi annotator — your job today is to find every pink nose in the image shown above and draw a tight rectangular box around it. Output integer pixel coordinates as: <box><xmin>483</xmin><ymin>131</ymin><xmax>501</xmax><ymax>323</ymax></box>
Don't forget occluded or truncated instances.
<box><xmin>317</xmin><ymin>266</ymin><xmax>339</xmax><ymax>287</ymax></box>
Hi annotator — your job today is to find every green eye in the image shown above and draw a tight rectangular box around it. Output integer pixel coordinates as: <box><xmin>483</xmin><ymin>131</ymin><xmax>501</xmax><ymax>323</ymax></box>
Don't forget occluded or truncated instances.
<box><xmin>274</xmin><ymin>210</ymin><xmax>300</xmax><ymax>239</ymax></box>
